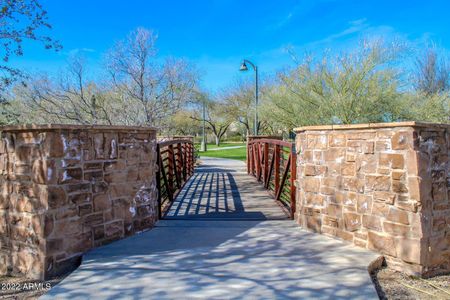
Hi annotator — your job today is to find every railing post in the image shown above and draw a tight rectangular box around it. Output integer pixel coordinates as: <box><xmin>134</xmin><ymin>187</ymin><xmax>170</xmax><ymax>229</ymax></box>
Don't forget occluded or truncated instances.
<box><xmin>168</xmin><ymin>144</ymin><xmax>174</xmax><ymax>193</ymax></box>
<box><xmin>247</xmin><ymin>142</ymin><xmax>251</xmax><ymax>174</ymax></box>
<box><xmin>156</xmin><ymin>143</ymin><xmax>162</xmax><ymax>219</ymax></box>
<box><xmin>263</xmin><ymin>142</ymin><xmax>269</xmax><ymax>184</ymax></box>
<box><xmin>289</xmin><ymin>145</ymin><xmax>297</xmax><ymax>220</ymax></box>
<box><xmin>274</xmin><ymin>144</ymin><xmax>280</xmax><ymax>195</ymax></box>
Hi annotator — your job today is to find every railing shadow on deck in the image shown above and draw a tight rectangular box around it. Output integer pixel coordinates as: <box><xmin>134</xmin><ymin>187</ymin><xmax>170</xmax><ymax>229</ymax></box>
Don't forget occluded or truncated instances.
<box><xmin>163</xmin><ymin>171</ymin><xmax>268</xmax><ymax>220</ymax></box>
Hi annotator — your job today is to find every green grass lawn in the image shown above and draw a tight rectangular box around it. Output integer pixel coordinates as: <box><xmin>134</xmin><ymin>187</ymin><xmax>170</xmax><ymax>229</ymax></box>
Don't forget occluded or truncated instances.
<box><xmin>196</xmin><ymin>143</ymin><xmax>247</xmax><ymax>161</ymax></box>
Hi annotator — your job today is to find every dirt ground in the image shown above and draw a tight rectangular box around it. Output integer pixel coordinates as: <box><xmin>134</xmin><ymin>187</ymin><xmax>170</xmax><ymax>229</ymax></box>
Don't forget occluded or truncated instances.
<box><xmin>373</xmin><ymin>268</ymin><xmax>450</xmax><ymax>300</ymax></box>
<box><xmin>0</xmin><ymin>275</ymin><xmax>65</xmax><ymax>300</ymax></box>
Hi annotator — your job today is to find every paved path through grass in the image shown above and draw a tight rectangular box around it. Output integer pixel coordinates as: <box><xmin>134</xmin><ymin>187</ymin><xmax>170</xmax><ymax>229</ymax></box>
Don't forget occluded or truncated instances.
<box><xmin>43</xmin><ymin>157</ymin><xmax>380</xmax><ymax>299</ymax></box>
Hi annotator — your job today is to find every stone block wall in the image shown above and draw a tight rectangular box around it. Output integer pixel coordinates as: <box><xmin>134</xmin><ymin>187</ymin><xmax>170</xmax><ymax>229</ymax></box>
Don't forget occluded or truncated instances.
<box><xmin>294</xmin><ymin>122</ymin><xmax>449</xmax><ymax>277</ymax></box>
<box><xmin>0</xmin><ymin>125</ymin><xmax>158</xmax><ymax>280</ymax></box>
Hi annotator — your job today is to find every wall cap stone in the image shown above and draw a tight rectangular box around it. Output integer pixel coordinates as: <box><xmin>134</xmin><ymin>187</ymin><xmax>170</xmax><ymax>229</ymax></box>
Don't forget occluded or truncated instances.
<box><xmin>0</xmin><ymin>124</ymin><xmax>158</xmax><ymax>132</ymax></box>
<box><xmin>294</xmin><ymin>121</ymin><xmax>450</xmax><ymax>133</ymax></box>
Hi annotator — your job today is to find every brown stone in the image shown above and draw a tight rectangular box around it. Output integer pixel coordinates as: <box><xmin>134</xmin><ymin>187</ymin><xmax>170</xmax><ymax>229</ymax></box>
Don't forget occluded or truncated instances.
<box><xmin>78</xmin><ymin>203</ymin><xmax>93</xmax><ymax>216</ymax></box>
<box><xmin>93</xmin><ymin>194</ymin><xmax>110</xmax><ymax>212</ymax></box>
<box><xmin>341</xmin><ymin>162</ymin><xmax>356</xmax><ymax>176</ymax></box>
<box><xmin>379</xmin><ymin>153</ymin><xmax>404</xmax><ymax>169</ymax></box>
<box><xmin>356</xmin><ymin>194</ymin><xmax>372</xmax><ymax>214</ymax></box>
<box><xmin>387</xmin><ymin>207</ymin><xmax>410</xmax><ymax>225</ymax></box>
<box><xmin>391</xmin><ymin>131</ymin><xmax>412</xmax><ymax>150</ymax></box>
<box><xmin>104</xmin><ymin>220</ymin><xmax>123</xmax><ymax>238</ymax></box>
<box><xmin>303</xmin><ymin>178</ymin><xmax>320</xmax><ymax>193</ymax></box>
<box><xmin>69</xmin><ymin>193</ymin><xmax>92</xmax><ymax>204</ymax></box>
<box><xmin>368</xmin><ymin>231</ymin><xmax>397</xmax><ymax>256</ymax></box>
<box><xmin>362</xmin><ymin>215</ymin><xmax>382</xmax><ymax>231</ymax></box>
<box><xmin>42</xmin><ymin>132</ymin><xmax>64</xmax><ymax>158</ymax></box>
<box><xmin>83</xmin><ymin>212</ymin><xmax>104</xmax><ymax>226</ymax></box>
<box><xmin>392</xmin><ymin>170</ymin><xmax>405</xmax><ymax>181</ymax></box>
<box><xmin>373</xmin><ymin>191</ymin><xmax>396</xmax><ymax>205</ymax></box>
<box><xmin>47</xmin><ymin>186</ymin><xmax>67</xmax><ymax>209</ymax></box>
<box><xmin>329</xmin><ymin>134</ymin><xmax>346</xmax><ymax>147</ymax></box>
<box><xmin>365</xmin><ymin>175</ymin><xmax>390</xmax><ymax>192</ymax></box>
<box><xmin>93</xmin><ymin>225</ymin><xmax>105</xmax><ymax>240</ymax></box>
<box><xmin>344</xmin><ymin>212</ymin><xmax>361</xmax><ymax>232</ymax></box>
<box><xmin>383</xmin><ymin>221</ymin><xmax>410</xmax><ymax>237</ymax></box>
<box><xmin>323</xmin><ymin>149</ymin><xmax>345</xmax><ymax>162</ymax></box>
<box><xmin>44</xmin><ymin>215</ymin><xmax>54</xmax><ymax>237</ymax></box>
<box><xmin>392</xmin><ymin>180</ymin><xmax>408</xmax><ymax>193</ymax></box>
<box><xmin>59</xmin><ymin>168</ymin><xmax>83</xmax><ymax>184</ymax></box>
<box><xmin>363</xmin><ymin>142</ymin><xmax>374</xmax><ymax>154</ymax></box>
<box><xmin>394</xmin><ymin>238</ymin><xmax>424</xmax><ymax>264</ymax></box>
<box><xmin>336</xmin><ymin>229</ymin><xmax>354</xmax><ymax>242</ymax></box>
<box><xmin>323</xmin><ymin>216</ymin><xmax>338</xmax><ymax>227</ymax></box>
<box><xmin>304</xmin><ymin>215</ymin><xmax>321</xmax><ymax>232</ymax></box>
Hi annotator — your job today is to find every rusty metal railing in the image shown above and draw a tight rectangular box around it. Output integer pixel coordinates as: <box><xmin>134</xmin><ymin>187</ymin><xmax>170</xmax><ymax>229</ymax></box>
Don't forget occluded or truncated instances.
<box><xmin>156</xmin><ymin>139</ymin><xmax>195</xmax><ymax>218</ymax></box>
<box><xmin>247</xmin><ymin>139</ymin><xmax>297</xmax><ymax>219</ymax></box>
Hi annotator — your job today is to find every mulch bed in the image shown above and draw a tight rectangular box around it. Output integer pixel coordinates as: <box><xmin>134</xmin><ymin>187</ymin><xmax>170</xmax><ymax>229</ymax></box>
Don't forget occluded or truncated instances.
<box><xmin>372</xmin><ymin>267</ymin><xmax>450</xmax><ymax>300</ymax></box>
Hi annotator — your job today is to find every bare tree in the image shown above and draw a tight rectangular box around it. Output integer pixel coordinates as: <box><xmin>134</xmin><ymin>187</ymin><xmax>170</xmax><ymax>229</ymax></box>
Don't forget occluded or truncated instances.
<box><xmin>20</xmin><ymin>56</ymin><xmax>113</xmax><ymax>124</ymax></box>
<box><xmin>106</xmin><ymin>27</ymin><xmax>197</xmax><ymax>127</ymax></box>
<box><xmin>1</xmin><ymin>0</ymin><xmax>61</xmax><ymax>101</ymax></box>
<box><xmin>414</xmin><ymin>47</ymin><xmax>450</xmax><ymax>95</ymax></box>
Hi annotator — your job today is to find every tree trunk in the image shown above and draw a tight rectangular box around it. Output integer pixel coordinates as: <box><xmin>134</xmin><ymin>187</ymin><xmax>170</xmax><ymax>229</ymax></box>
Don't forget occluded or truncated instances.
<box><xmin>215</xmin><ymin>135</ymin><xmax>220</xmax><ymax>147</ymax></box>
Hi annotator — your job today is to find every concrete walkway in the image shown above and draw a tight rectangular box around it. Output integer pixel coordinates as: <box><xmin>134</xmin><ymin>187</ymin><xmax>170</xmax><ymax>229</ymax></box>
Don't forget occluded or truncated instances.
<box><xmin>43</xmin><ymin>158</ymin><xmax>380</xmax><ymax>300</ymax></box>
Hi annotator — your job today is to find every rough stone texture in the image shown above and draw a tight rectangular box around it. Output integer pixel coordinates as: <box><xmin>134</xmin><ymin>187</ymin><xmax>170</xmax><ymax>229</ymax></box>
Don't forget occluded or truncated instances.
<box><xmin>0</xmin><ymin>124</ymin><xmax>158</xmax><ymax>280</ymax></box>
<box><xmin>294</xmin><ymin>121</ymin><xmax>450</xmax><ymax>277</ymax></box>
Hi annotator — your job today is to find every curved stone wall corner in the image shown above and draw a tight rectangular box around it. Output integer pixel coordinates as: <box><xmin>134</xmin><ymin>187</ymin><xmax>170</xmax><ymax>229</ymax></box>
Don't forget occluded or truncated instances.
<box><xmin>0</xmin><ymin>124</ymin><xmax>158</xmax><ymax>280</ymax></box>
<box><xmin>294</xmin><ymin>121</ymin><xmax>449</xmax><ymax>277</ymax></box>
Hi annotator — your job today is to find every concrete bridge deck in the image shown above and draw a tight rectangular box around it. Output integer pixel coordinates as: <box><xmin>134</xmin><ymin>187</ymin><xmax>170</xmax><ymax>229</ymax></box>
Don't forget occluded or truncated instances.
<box><xmin>43</xmin><ymin>157</ymin><xmax>380</xmax><ymax>299</ymax></box>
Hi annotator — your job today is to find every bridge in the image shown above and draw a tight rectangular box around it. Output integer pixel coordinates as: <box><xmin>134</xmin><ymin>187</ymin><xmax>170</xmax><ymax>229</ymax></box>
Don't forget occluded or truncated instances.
<box><xmin>43</xmin><ymin>138</ymin><xmax>380</xmax><ymax>299</ymax></box>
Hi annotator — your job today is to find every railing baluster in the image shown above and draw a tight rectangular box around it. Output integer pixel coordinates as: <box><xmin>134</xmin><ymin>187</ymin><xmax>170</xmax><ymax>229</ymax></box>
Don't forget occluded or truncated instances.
<box><xmin>246</xmin><ymin>138</ymin><xmax>296</xmax><ymax>219</ymax></box>
<box><xmin>156</xmin><ymin>139</ymin><xmax>195</xmax><ymax>218</ymax></box>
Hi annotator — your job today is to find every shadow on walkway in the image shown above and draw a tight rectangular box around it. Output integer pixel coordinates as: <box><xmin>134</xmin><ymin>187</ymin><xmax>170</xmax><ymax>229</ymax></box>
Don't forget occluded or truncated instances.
<box><xmin>42</xmin><ymin>157</ymin><xmax>380</xmax><ymax>300</ymax></box>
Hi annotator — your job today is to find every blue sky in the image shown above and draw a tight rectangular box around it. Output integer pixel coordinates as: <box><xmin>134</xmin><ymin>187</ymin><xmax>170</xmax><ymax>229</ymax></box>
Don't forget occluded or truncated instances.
<box><xmin>9</xmin><ymin>0</ymin><xmax>450</xmax><ymax>91</ymax></box>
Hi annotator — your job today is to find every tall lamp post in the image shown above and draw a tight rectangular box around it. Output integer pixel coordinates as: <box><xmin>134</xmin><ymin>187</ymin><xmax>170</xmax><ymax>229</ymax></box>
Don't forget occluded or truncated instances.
<box><xmin>200</xmin><ymin>99</ymin><xmax>207</xmax><ymax>152</ymax></box>
<box><xmin>239</xmin><ymin>59</ymin><xmax>258</xmax><ymax>136</ymax></box>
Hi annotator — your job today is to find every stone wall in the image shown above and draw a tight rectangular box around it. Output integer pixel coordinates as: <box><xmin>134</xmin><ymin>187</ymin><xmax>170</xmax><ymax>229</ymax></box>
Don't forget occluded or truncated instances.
<box><xmin>294</xmin><ymin>122</ymin><xmax>449</xmax><ymax>277</ymax></box>
<box><xmin>0</xmin><ymin>125</ymin><xmax>158</xmax><ymax>280</ymax></box>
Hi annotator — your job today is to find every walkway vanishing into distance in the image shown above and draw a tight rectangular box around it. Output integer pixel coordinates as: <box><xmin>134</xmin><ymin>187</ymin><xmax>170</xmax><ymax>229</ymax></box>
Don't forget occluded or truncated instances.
<box><xmin>43</xmin><ymin>157</ymin><xmax>380</xmax><ymax>300</ymax></box>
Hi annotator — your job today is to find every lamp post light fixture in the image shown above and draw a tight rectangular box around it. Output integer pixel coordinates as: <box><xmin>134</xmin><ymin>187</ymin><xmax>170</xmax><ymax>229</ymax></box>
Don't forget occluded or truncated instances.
<box><xmin>239</xmin><ymin>59</ymin><xmax>259</xmax><ymax>136</ymax></box>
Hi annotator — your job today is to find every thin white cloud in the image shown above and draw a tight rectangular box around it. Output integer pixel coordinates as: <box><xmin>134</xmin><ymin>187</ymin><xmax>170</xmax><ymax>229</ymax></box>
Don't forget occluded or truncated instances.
<box><xmin>67</xmin><ymin>48</ymin><xmax>96</xmax><ymax>56</ymax></box>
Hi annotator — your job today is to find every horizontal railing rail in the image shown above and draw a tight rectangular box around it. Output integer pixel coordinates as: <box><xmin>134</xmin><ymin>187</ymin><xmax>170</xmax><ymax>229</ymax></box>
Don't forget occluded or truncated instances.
<box><xmin>247</xmin><ymin>138</ymin><xmax>297</xmax><ymax>219</ymax></box>
<box><xmin>156</xmin><ymin>139</ymin><xmax>195</xmax><ymax>218</ymax></box>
